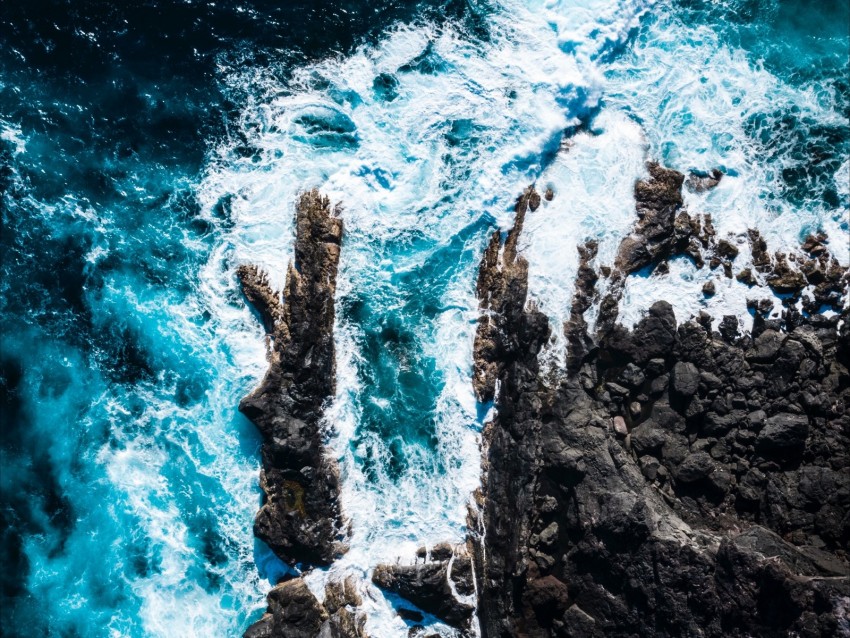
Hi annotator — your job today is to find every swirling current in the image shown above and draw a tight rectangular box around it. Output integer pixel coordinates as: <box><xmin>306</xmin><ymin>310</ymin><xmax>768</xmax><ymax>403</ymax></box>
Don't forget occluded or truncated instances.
<box><xmin>1</xmin><ymin>0</ymin><xmax>847</xmax><ymax>636</ymax></box>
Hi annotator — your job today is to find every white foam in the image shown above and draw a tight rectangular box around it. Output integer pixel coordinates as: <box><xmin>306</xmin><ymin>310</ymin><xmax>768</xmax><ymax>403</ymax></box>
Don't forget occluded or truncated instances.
<box><xmin>604</xmin><ymin>1</ymin><xmax>849</xmax><ymax>262</ymax></box>
<box><xmin>0</xmin><ymin>120</ymin><xmax>26</xmax><ymax>154</ymax></box>
<box><xmin>521</xmin><ymin>109</ymin><xmax>649</xmax><ymax>364</ymax></box>
<box><xmin>198</xmin><ymin>1</ymin><xmax>655</xmax><ymax>634</ymax></box>
<box><xmin>195</xmin><ymin>0</ymin><xmax>848</xmax><ymax>634</ymax></box>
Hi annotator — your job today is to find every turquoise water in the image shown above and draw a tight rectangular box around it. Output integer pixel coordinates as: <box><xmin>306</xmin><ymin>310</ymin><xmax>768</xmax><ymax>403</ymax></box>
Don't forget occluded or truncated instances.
<box><xmin>1</xmin><ymin>0</ymin><xmax>847</xmax><ymax>636</ymax></box>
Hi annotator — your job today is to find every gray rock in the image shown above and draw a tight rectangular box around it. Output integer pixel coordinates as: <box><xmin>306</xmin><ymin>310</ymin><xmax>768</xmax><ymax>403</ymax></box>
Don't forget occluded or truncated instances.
<box><xmin>676</xmin><ymin>452</ymin><xmax>716</xmax><ymax>483</ymax></box>
<box><xmin>372</xmin><ymin>561</ymin><xmax>473</xmax><ymax>627</ymax></box>
<box><xmin>757</xmin><ymin>414</ymin><xmax>809</xmax><ymax>454</ymax></box>
<box><xmin>671</xmin><ymin>361</ymin><xmax>700</xmax><ymax>397</ymax></box>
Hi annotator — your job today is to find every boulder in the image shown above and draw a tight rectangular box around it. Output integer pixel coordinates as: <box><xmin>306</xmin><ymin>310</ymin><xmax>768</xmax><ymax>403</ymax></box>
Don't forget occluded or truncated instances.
<box><xmin>670</xmin><ymin>361</ymin><xmax>700</xmax><ymax>397</ymax></box>
<box><xmin>372</xmin><ymin>561</ymin><xmax>473</xmax><ymax>627</ymax></box>
<box><xmin>756</xmin><ymin>414</ymin><xmax>809</xmax><ymax>454</ymax></box>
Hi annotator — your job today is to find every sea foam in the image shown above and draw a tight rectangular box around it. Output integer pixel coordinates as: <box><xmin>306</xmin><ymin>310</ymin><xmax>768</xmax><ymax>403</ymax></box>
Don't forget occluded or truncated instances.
<box><xmin>200</xmin><ymin>0</ymin><xmax>652</xmax><ymax>635</ymax></box>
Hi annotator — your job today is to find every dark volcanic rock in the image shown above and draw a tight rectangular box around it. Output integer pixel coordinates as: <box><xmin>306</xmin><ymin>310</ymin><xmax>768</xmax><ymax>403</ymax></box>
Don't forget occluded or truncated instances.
<box><xmin>473</xmin><ymin>186</ymin><xmax>550</xmax><ymax>402</ymax></box>
<box><xmin>470</xmin><ymin>182</ymin><xmax>850</xmax><ymax>637</ymax></box>
<box><xmin>245</xmin><ymin>579</ymin><xmax>326</xmax><ymax>638</ymax></box>
<box><xmin>756</xmin><ymin>413</ymin><xmax>810</xmax><ymax>455</ymax></box>
<box><xmin>238</xmin><ymin>190</ymin><xmax>346</xmax><ymax>567</ymax></box>
<box><xmin>670</xmin><ymin>361</ymin><xmax>699</xmax><ymax>398</ymax></box>
<box><xmin>372</xmin><ymin>553</ymin><xmax>475</xmax><ymax>627</ymax></box>
<box><xmin>614</xmin><ymin>162</ymin><xmax>686</xmax><ymax>274</ymax></box>
<box><xmin>246</xmin><ymin>577</ymin><xmax>367</xmax><ymax>638</ymax></box>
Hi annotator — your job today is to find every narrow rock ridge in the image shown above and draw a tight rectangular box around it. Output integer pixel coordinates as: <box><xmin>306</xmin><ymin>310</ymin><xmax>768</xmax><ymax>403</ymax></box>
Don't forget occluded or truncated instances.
<box><xmin>470</xmin><ymin>171</ymin><xmax>850</xmax><ymax>637</ymax></box>
<box><xmin>241</xmin><ymin>191</ymin><xmax>371</xmax><ymax>638</ymax></box>
<box><xmin>471</xmin><ymin>186</ymin><xmax>553</xmax><ymax>637</ymax></box>
<box><xmin>473</xmin><ymin>185</ymin><xmax>545</xmax><ymax>404</ymax></box>
<box><xmin>366</xmin><ymin>187</ymin><xmax>550</xmax><ymax>636</ymax></box>
<box><xmin>238</xmin><ymin>189</ymin><xmax>346</xmax><ymax>568</ymax></box>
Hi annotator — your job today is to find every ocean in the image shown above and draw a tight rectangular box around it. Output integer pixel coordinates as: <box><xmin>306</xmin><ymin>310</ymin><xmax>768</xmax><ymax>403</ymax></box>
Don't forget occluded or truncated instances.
<box><xmin>1</xmin><ymin>0</ymin><xmax>847</xmax><ymax>635</ymax></box>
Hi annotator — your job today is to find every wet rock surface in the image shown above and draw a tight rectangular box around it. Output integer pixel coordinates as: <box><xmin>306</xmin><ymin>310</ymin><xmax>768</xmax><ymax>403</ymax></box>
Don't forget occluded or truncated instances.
<box><xmin>238</xmin><ymin>189</ymin><xmax>346</xmax><ymax>568</ymax></box>
<box><xmin>470</xmin><ymin>171</ymin><xmax>850</xmax><ymax>637</ymax></box>
<box><xmin>473</xmin><ymin>186</ymin><xmax>547</xmax><ymax>403</ymax></box>
<box><xmin>239</xmin><ymin>191</ymin><xmax>352</xmax><ymax>637</ymax></box>
<box><xmin>245</xmin><ymin>577</ymin><xmax>367</xmax><ymax>638</ymax></box>
<box><xmin>372</xmin><ymin>545</ymin><xmax>476</xmax><ymax>629</ymax></box>
<box><xmin>240</xmin><ymin>174</ymin><xmax>849</xmax><ymax>638</ymax></box>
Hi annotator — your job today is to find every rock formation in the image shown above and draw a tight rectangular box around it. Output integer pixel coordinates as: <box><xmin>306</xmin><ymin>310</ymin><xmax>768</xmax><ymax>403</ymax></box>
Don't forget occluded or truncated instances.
<box><xmin>245</xmin><ymin>576</ymin><xmax>367</xmax><ymax>638</ymax></box>
<box><xmin>372</xmin><ymin>544</ymin><xmax>476</xmax><ymax>628</ymax></box>
<box><xmin>240</xmin><ymin>173</ymin><xmax>849</xmax><ymax>638</ymax></box>
<box><xmin>472</xmin><ymin>186</ymin><xmax>545</xmax><ymax>404</ymax></box>
<box><xmin>239</xmin><ymin>191</ymin><xmax>356</xmax><ymax>636</ymax></box>
<box><xmin>238</xmin><ymin>189</ymin><xmax>346</xmax><ymax>567</ymax></box>
<box><xmin>469</xmin><ymin>168</ymin><xmax>850</xmax><ymax>637</ymax></box>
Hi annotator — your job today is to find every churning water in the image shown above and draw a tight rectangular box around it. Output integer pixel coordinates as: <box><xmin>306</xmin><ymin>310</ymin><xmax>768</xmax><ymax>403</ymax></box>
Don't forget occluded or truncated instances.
<box><xmin>1</xmin><ymin>0</ymin><xmax>847</xmax><ymax>635</ymax></box>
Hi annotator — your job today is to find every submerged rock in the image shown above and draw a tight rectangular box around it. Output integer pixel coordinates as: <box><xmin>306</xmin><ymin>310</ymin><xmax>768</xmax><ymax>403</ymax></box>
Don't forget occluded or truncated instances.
<box><xmin>685</xmin><ymin>168</ymin><xmax>723</xmax><ymax>193</ymax></box>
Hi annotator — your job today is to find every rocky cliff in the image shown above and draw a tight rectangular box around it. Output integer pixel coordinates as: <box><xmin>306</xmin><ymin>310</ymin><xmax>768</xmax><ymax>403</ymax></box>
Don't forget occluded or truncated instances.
<box><xmin>470</xmin><ymin>168</ymin><xmax>850</xmax><ymax>637</ymax></box>
<box><xmin>239</xmin><ymin>176</ymin><xmax>849</xmax><ymax>638</ymax></box>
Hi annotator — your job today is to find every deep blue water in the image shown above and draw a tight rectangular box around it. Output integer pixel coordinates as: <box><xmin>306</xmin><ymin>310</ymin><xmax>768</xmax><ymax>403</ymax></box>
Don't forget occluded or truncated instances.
<box><xmin>1</xmin><ymin>0</ymin><xmax>847</xmax><ymax>636</ymax></box>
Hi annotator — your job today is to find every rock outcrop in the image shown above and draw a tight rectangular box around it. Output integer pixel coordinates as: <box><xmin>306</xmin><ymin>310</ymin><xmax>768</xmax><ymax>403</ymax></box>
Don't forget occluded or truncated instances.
<box><xmin>238</xmin><ymin>189</ymin><xmax>346</xmax><ymax>567</ymax></box>
<box><xmin>239</xmin><ymin>174</ymin><xmax>849</xmax><ymax>638</ymax></box>
<box><xmin>239</xmin><ymin>191</ymin><xmax>350</xmax><ymax>636</ymax></box>
<box><xmin>472</xmin><ymin>186</ymin><xmax>546</xmax><ymax>404</ymax></box>
<box><xmin>245</xmin><ymin>577</ymin><xmax>367</xmax><ymax>638</ymax></box>
<box><xmin>470</xmin><ymin>171</ymin><xmax>850</xmax><ymax>637</ymax></box>
<box><xmin>372</xmin><ymin>545</ymin><xmax>475</xmax><ymax>628</ymax></box>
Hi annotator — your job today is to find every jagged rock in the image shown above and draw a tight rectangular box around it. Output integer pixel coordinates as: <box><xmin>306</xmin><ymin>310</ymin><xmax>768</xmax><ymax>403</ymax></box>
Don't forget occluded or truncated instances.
<box><xmin>245</xmin><ymin>577</ymin><xmax>368</xmax><ymax>638</ymax></box>
<box><xmin>565</xmin><ymin>240</ymin><xmax>602</xmax><ymax>372</ymax></box>
<box><xmin>746</xmin><ymin>329</ymin><xmax>784</xmax><ymax>362</ymax></box>
<box><xmin>748</xmin><ymin>229</ymin><xmax>771</xmax><ymax>272</ymax></box>
<box><xmin>756</xmin><ymin>413</ymin><xmax>810</xmax><ymax>455</ymax></box>
<box><xmin>767</xmin><ymin>253</ymin><xmax>806</xmax><ymax>294</ymax></box>
<box><xmin>685</xmin><ymin>168</ymin><xmax>723</xmax><ymax>193</ymax></box>
<box><xmin>470</xmin><ymin>181</ymin><xmax>850</xmax><ymax>637</ymax></box>
<box><xmin>244</xmin><ymin>579</ymin><xmax>327</xmax><ymax>638</ymax></box>
<box><xmin>324</xmin><ymin>576</ymin><xmax>362</xmax><ymax>613</ymax></box>
<box><xmin>473</xmin><ymin>186</ymin><xmax>550</xmax><ymax>402</ymax></box>
<box><xmin>801</xmin><ymin>232</ymin><xmax>828</xmax><ymax>256</ymax></box>
<box><xmin>718</xmin><ymin>315</ymin><xmax>740</xmax><ymax>342</ymax></box>
<box><xmin>614</xmin><ymin>163</ymin><xmax>686</xmax><ymax>274</ymax></box>
<box><xmin>675</xmin><ymin>451</ymin><xmax>716</xmax><ymax>482</ymax></box>
<box><xmin>239</xmin><ymin>190</ymin><xmax>346</xmax><ymax>567</ymax></box>
<box><xmin>702</xmin><ymin>280</ymin><xmax>715</xmax><ymax>296</ymax></box>
<box><xmin>736</xmin><ymin>268</ymin><xmax>757</xmax><ymax>286</ymax></box>
<box><xmin>450</xmin><ymin>553</ymin><xmax>475</xmax><ymax>596</ymax></box>
<box><xmin>614</xmin><ymin>235</ymin><xmax>650</xmax><ymax>274</ymax></box>
<box><xmin>715</xmin><ymin>239</ymin><xmax>739</xmax><ymax>260</ymax></box>
<box><xmin>430</xmin><ymin>542</ymin><xmax>454</xmax><ymax>562</ymax></box>
<box><xmin>372</xmin><ymin>561</ymin><xmax>474</xmax><ymax>627</ymax></box>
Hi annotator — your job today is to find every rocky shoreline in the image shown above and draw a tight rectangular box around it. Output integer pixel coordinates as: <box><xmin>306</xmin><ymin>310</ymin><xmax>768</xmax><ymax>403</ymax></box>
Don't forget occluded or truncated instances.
<box><xmin>469</xmin><ymin>169</ymin><xmax>850</xmax><ymax>637</ymax></box>
<box><xmin>238</xmin><ymin>170</ymin><xmax>849</xmax><ymax>637</ymax></box>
